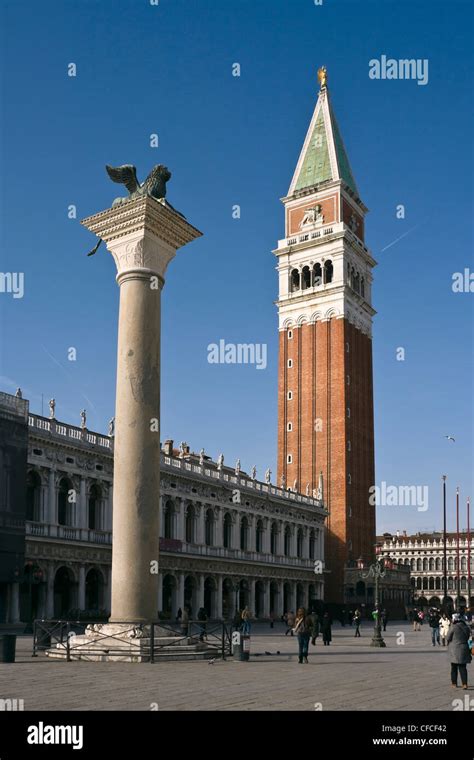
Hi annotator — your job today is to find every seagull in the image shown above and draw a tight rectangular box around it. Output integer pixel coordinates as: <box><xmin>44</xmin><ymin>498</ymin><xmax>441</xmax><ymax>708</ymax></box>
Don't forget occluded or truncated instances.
<box><xmin>444</xmin><ymin>436</ymin><xmax>456</xmax><ymax>443</ymax></box>
<box><xmin>208</xmin><ymin>658</ymin><xmax>216</xmax><ymax>665</ymax></box>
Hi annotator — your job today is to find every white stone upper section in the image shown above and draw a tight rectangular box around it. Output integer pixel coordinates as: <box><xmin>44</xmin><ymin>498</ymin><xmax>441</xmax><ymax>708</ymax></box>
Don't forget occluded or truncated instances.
<box><xmin>81</xmin><ymin>196</ymin><xmax>202</xmax><ymax>281</ymax></box>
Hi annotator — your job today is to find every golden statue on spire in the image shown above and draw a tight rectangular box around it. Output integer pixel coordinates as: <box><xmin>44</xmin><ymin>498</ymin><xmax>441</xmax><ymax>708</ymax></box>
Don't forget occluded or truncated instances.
<box><xmin>317</xmin><ymin>66</ymin><xmax>328</xmax><ymax>89</ymax></box>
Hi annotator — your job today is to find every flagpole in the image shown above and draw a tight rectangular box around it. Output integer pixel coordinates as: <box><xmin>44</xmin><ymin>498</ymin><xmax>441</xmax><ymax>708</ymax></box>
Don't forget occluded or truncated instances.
<box><xmin>456</xmin><ymin>487</ymin><xmax>460</xmax><ymax>611</ymax></box>
<box><xmin>442</xmin><ymin>476</ymin><xmax>448</xmax><ymax>612</ymax></box>
<box><xmin>468</xmin><ymin>497</ymin><xmax>471</xmax><ymax>617</ymax></box>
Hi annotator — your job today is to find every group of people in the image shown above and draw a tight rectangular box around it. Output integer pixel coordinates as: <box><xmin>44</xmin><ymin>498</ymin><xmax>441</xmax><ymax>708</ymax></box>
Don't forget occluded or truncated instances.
<box><xmin>410</xmin><ymin>606</ymin><xmax>473</xmax><ymax>689</ymax></box>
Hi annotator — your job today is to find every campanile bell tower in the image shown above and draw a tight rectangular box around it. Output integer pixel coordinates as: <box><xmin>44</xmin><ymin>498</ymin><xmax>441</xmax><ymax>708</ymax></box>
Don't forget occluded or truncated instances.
<box><xmin>274</xmin><ymin>67</ymin><xmax>377</xmax><ymax>603</ymax></box>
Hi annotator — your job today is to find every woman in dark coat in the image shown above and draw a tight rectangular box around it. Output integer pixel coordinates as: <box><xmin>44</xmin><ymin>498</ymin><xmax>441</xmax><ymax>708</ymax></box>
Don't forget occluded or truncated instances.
<box><xmin>321</xmin><ymin>612</ymin><xmax>332</xmax><ymax>646</ymax></box>
<box><xmin>447</xmin><ymin>614</ymin><xmax>472</xmax><ymax>689</ymax></box>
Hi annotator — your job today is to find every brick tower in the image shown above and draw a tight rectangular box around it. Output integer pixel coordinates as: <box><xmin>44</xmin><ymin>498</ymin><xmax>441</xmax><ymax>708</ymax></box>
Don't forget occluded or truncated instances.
<box><xmin>274</xmin><ymin>67</ymin><xmax>376</xmax><ymax>604</ymax></box>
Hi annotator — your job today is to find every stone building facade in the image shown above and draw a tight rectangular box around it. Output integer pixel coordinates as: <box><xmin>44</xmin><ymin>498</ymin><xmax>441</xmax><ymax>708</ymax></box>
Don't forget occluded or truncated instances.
<box><xmin>379</xmin><ymin>532</ymin><xmax>474</xmax><ymax>609</ymax></box>
<box><xmin>2</xmin><ymin>396</ymin><xmax>326</xmax><ymax>624</ymax></box>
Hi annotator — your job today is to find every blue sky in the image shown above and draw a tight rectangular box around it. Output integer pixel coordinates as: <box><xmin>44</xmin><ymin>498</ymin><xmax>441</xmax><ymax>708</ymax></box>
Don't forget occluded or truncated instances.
<box><xmin>0</xmin><ymin>0</ymin><xmax>472</xmax><ymax>535</ymax></box>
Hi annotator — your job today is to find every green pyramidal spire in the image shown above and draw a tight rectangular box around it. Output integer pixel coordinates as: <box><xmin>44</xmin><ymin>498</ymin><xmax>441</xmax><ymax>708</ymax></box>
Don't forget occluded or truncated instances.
<box><xmin>289</xmin><ymin>69</ymin><xmax>358</xmax><ymax>197</ymax></box>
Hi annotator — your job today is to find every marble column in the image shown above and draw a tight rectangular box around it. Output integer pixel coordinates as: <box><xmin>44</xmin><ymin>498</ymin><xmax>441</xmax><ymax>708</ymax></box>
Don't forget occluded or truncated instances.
<box><xmin>46</xmin><ymin>569</ymin><xmax>55</xmax><ymax>618</ymax></box>
<box><xmin>82</xmin><ymin>196</ymin><xmax>201</xmax><ymax>623</ymax></box>
<box><xmin>79</xmin><ymin>478</ymin><xmax>87</xmax><ymax>531</ymax></box>
<box><xmin>157</xmin><ymin>574</ymin><xmax>163</xmax><ymax>614</ymax></box>
<box><xmin>216</xmin><ymin>576</ymin><xmax>223</xmax><ymax>619</ymax></box>
<box><xmin>48</xmin><ymin>469</ymin><xmax>56</xmax><ymax>525</ymax></box>
<box><xmin>78</xmin><ymin>566</ymin><xmax>86</xmax><ymax>611</ymax></box>
<box><xmin>248</xmin><ymin>579</ymin><xmax>255</xmax><ymax>617</ymax></box>
<box><xmin>277</xmin><ymin>580</ymin><xmax>284</xmax><ymax>617</ymax></box>
<box><xmin>9</xmin><ymin>583</ymin><xmax>20</xmax><ymax>623</ymax></box>
<box><xmin>262</xmin><ymin>579</ymin><xmax>270</xmax><ymax>618</ymax></box>
<box><xmin>196</xmin><ymin>574</ymin><xmax>205</xmax><ymax>611</ymax></box>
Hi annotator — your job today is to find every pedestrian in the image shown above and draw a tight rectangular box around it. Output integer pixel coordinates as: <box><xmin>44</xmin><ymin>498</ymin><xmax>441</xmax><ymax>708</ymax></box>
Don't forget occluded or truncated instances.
<box><xmin>285</xmin><ymin>610</ymin><xmax>295</xmax><ymax>636</ymax></box>
<box><xmin>447</xmin><ymin>613</ymin><xmax>472</xmax><ymax>689</ymax></box>
<box><xmin>241</xmin><ymin>605</ymin><xmax>251</xmax><ymax>634</ymax></box>
<box><xmin>428</xmin><ymin>608</ymin><xmax>441</xmax><ymax>646</ymax></box>
<box><xmin>381</xmin><ymin>608</ymin><xmax>388</xmax><ymax>632</ymax></box>
<box><xmin>440</xmin><ymin>612</ymin><xmax>450</xmax><ymax>647</ymax></box>
<box><xmin>311</xmin><ymin>611</ymin><xmax>320</xmax><ymax>646</ymax></box>
<box><xmin>269</xmin><ymin>612</ymin><xmax>275</xmax><ymax>629</ymax></box>
<box><xmin>321</xmin><ymin>612</ymin><xmax>332</xmax><ymax>646</ymax></box>
<box><xmin>418</xmin><ymin>610</ymin><xmax>425</xmax><ymax>630</ymax></box>
<box><xmin>197</xmin><ymin>606</ymin><xmax>208</xmax><ymax>642</ymax></box>
<box><xmin>353</xmin><ymin>609</ymin><xmax>362</xmax><ymax>637</ymax></box>
<box><xmin>293</xmin><ymin>607</ymin><xmax>313</xmax><ymax>663</ymax></box>
<box><xmin>411</xmin><ymin>608</ymin><xmax>419</xmax><ymax>631</ymax></box>
<box><xmin>176</xmin><ymin>607</ymin><xmax>182</xmax><ymax>623</ymax></box>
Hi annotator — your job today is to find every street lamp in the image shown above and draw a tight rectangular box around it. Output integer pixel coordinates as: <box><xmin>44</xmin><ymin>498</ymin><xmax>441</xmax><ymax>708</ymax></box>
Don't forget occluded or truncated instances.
<box><xmin>360</xmin><ymin>558</ymin><xmax>386</xmax><ymax>647</ymax></box>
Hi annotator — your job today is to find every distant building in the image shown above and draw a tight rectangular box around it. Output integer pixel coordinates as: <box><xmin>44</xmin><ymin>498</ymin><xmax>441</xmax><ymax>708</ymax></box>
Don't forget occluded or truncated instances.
<box><xmin>344</xmin><ymin>558</ymin><xmax>411</xmax><ymax>618</ymax></box>
<box><xmin>378</xmin><ymin>531</ymin><xmax>474</xmax><ymax>609</ymax></box>
<box><xmin>0</xmin><ymin>392</ymin><xmax>29</xmax><ymax>623</ymax></box>
<box><xmin>0</xmin><ymin>391</ymin><xmax>327</xmax><ymax>624</ymax></box>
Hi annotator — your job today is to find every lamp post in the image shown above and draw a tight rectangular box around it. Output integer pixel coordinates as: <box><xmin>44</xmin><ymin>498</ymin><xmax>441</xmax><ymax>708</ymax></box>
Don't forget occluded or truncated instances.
<box><xmin>360</xmin><ymin>558</ymin><xmax>386</xmax><ymax>647</ymax></box>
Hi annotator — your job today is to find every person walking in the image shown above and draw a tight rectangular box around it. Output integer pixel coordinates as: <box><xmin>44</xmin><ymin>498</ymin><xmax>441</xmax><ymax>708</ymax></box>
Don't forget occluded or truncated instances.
<box><xmin>285</xmin><ymin>611</ymin><xmax>295</xmax><ymax>636</ymax></box>
<box><xmin>418</xmin><ymin>610</ymin><xmax>425</xmax><ymax>630</ymax></box>
<box><xmin>293</xmin><ymin>607</ymin><xmax>313</xmax><ymax>663</ymax></box>
<box><xmin>321</xmin><ymin>612</ymin><xmax>332</xmax><ymax>646</ymax></box>
<box><xmin>412</xmin><ymin>608</ymin><xmax>419</xmax><ymax>631</ymax></box>
<box><xmin>197</xmin><ymin>606</ymin><xmax>208</xmax><ymax>642</ymax></box>
<box><xmin>439</xmin><ymin>612</ymin><xmax>451</xmax><ymax>647</ymax></box>
<box><xmin>428</xmin><ymin>608</ymin><xmax>441</xmax><ymax>646</ymax></box>
<box><xmin>353</xmin><ymin>608</ymin><xmax>362</xmax><ymax>637</ymax></box>
<box><xmin>381</xmin><ymin>608</ymin><xmax>388</xmax><ymax>632</ymax></box>
<box><xmin>176</xmin><ymin>607</ymin><xmax>182</xmax><ymax>623</ymax></box>
<box><xmin>447</xmin><ymin>613</ymin><xmax>472</xmax><ymax>689</ymax></box>
<box><xmin>311</xmin><ymin>611</ymin><xmax>320</xmax><ymax>646</ymax></box>
<box><xmin>241</xmin><ymin>606</ymin><xmax>251</xmax><ymax>635</ymax></box>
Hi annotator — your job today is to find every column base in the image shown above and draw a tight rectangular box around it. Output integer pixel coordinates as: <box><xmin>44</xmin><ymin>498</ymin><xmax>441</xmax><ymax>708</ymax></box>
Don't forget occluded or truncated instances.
<box><xmin>46</xmin><ymin>622</ymin><xmax>219</xmax><ymax>662</ymax></box>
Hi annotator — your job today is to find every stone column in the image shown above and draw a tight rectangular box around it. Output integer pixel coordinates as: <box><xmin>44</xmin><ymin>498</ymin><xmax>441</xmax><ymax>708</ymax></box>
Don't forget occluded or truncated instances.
<box><xmin>79</xmin><ymin>478</ymin><xmax>87</xmax><ymax>531</ymax></box>
<box><xmin>178</xmin><ymin>498</ymin><xmax>186</xmax><ymax>542</ymax></box>
<box><xmin>248</xmin><ymin>579</ymin><xmax>255</xmax><ymax>617</ymax></box>
<box><xmin>173</xmin><ymin>573</ymin><xmax>185</xmax><ymax>618</ymax></box>
<box><xmin>82</xmin><ymin>196</ymin><xmax>201</xmax><ymax>623</ymax></box>
<box><xmin>157</xmin><ymin>574</ymin><xmax>163</xmax><ymax>615</ymax></box>
<box><xmin>262</xmin><ymin>579</ymin><xmax>270</xmax><ymax>618</ymax></box>
<box><xmin>46</xmin><ymin>569</ymin><xmax>55</xmax><ymax>618</ymax></box>
<box><xmin>216</xmin><ymin>576</ymin><xmax>223</xmax><ymax>619</ymax></box>
<box><xmin>107</xmin><ymin>485</ymin><xmax>113</xmax><ymax>532</ymax></box>
<box><xmin>9</xmin><ymin>583</ymin><xmax>20</xmax><ymax>623</ymax></box>
<box><xmin>215</xmin><ymin>507</ymin><xmax>223</xmax><ymax>547</ymax></box>
<box><xmin>48</xmin><ymin>469</ymin><xmax>56</xmax><ymax>525</ymax></box>
<box><xmin>196</xmin><ymin>505</ymin><xmax>205</xmax><ymax>545</ymax></box>
<box><xmin>77</xmin><ymin>566</ymin><xmax>86</xmax><ymax>611</ymax></box>
<box><xmin>196</xmin><ymin>575</ymin><xmax>204</xmax><ymax>611</ymax></box>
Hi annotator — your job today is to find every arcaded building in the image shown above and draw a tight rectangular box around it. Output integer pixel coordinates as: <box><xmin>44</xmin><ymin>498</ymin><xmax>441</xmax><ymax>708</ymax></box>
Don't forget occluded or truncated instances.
<box><xmin>0</xmin><ymin>391</ymin><xmax>326</xmax><ymax>624</ymax></box>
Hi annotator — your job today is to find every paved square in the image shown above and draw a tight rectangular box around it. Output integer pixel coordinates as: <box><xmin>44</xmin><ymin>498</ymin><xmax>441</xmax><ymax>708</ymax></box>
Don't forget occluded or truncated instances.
<box><xmin>0</xmin><ymin>622</ymin><xmax>470</xmax><ymax>711</ymax></box>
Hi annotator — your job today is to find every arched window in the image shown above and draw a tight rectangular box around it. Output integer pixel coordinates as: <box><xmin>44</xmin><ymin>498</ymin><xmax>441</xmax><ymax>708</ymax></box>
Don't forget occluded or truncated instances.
<box><xmin>461</xmin><ymin>556</ymin><xmax>467</xmax><ymax>572</ymax></box>
<box><xmin>223</xmin><ymin>513</ymin><xmax>232</xmax><ymax>548</ymax></box>
<box><xmin>58</xmin><ymin>477</ymin><xmax>73</xmax><ymax>526</ymax></box>
<box><xmin>302</xmin><ymin>266</ymin><xmax>311</xmax><ymax>289</ymax></box>
<box><xmin>448</xmin><ymin>557</ymin><xmax>454</xmax><ymax>572</ymax></box>
<box><xmin>410</xmin><ymin>558</ymin><xmax>416</xmax><ymax>571</ymax></box>
<box><xmin>313</xmin><ymin>263</ymin><xmax>322</xmax><ymax>287</ymax></box>
<box><xmin>185</xmin><ymin>505</ymin><xmax>195</xmax><ymax>543</ymax></box>
<box><xmin>270</xmin><ymin>522</ymin><xmax>278</xmax><ymax>555</ymax></box>
<box><xmin>429</xmin><ymin>557</ymin><xmax>435</xmax><ymax>572</ymax></box>
<box><xmin>240</xmin><ymin>516</ymin><xmax>249</xmax><ymax>551</ymax></box>
<box><xmin>423</xmin><ymin>558</ymin><xmax>428</xmax><ymax>571</ymax></box>
<box><xmin>284</xmin><ymin>526</ymin><xmax>291</xmax><ymax>557</ymax></box>
<box><xmin>309</xmin><ymin>529</ymin><xmax>316</xmax><ymax>560</ymax></box>
<box><xmin>256</xmin><ymin>520</ymin><xmax>264</xmax><ymax>552</ymax></box>
<box><xmin>164</xmin><ymin>499</ymin><xmax>175</xmax><ymax>539</ymax></box>
<box><xmin>416</xmin><ymin>558</ymin><xmax>422</xmax><ymax>571</ymax></box>
<box><xmin>290</xmin><ymin>269</ymin><xmax>300</xmax><ymax>292</ymax></box>
<box><xmin>416</xmin><ymin>577</ymin><xmax>422</xmax><ymax>589</ymax></box>
<box><xmin>205</xmin><ymin>508</ymin><xmax>214</xmax><ymax>546</ymax></box>
<box><xmin>324</xmin><ymin>260</ymin><xmax>333</xmax><ymax>284</ymax></box>
<box><xmin>88</xmin><ymin>484</ymin><xmax>101</xmax><ymax>530</ymax></box>
<box><xmin>297</xmin><ymin>528</ymin><xmax>304</xmax><ymax>558</ymax></box>
<box><xmin>436</xmin><ymin>557</ymin><xmax>442</xmax><ymax>571</ymax></box>
<box><xmin>26</xmin><ymin>471</ymin><xmax>41</xmax><ymax>521</ymax></box>
<box><xmin>360</xmin><ymin>278</ymin><xmax>365</xmax><ymax>298</ymax></box>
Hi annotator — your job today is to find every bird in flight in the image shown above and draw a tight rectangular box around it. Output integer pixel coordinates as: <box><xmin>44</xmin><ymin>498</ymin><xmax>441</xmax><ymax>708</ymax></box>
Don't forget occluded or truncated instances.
<box><xmin>444</xmin><ymin>435</ymin><xmax>456</xmax><ymax>442</ymax></box>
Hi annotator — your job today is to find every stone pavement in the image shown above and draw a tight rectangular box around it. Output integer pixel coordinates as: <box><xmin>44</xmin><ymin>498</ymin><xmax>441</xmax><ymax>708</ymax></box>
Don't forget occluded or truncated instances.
<box><xmin>0</xmin><ymin>622</ymin><xmax>471</xmax><ymax>711</ymax></box>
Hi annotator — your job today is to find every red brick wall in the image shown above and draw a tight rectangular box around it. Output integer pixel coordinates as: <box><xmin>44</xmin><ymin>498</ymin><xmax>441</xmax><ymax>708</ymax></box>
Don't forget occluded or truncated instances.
<box><xmin>277</xmin><ymin>317</ymin><xmax>375</xmax><ymax>603</ymax></box>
